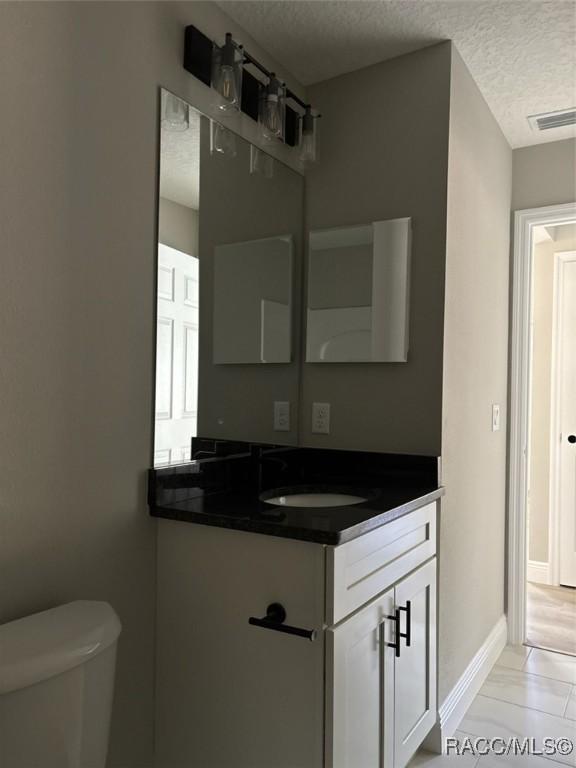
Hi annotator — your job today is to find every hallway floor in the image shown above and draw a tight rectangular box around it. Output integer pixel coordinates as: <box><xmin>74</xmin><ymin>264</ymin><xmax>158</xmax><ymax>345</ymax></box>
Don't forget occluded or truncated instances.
<box><xmin>411</xmin><ymin>645</ymin><xmax>576</xmax><ymax>766</ymax></box>
<box><xmin>526</xmin><ymin>583</ymin><xmax>576</xmax><ymax>656</ymax></box>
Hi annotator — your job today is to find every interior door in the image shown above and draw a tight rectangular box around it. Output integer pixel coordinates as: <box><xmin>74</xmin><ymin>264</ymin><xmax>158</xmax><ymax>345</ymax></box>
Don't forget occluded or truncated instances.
<box><xmin>326</xmin><ymin>588</ymin><xmax>395</xmax><ymax>768</ymax></box>
<box><xmin>393</xmin><ymin>559</ymin><xmax>437</xmax><ymax>768</ymax></box>
<box><xmin>154</xmin><ymin>243</ymin><xmax>199</xmax><ymax>465</ymax></box>
<box><xmin>557</xmin><ymin>252</ymin><xmax>576</xmax><ymax>587</ymax></box>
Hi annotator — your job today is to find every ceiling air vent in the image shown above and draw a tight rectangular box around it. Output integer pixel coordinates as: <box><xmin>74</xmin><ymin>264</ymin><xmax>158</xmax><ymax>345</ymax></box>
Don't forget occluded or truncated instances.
<box><xmin>527</xmin><ymin>108</ymin><xmax>576</xmax><ymax>132</ymax></box>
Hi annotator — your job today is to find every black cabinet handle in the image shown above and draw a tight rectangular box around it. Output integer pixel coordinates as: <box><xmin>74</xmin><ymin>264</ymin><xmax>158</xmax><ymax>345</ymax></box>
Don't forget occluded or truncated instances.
<box><xmin>248</xmin><ymin>603</ymin><xmax>317</xmax><ymax>641</ymax></box>
<box><xmin>568</xmin><ymin>435</ymin><xmax>576</xmax><ymax>444</ymax></box>
<box><xmin>399</xmin><ymin>600</ymin><xmax>412</xmax><ymax>647</ymax></box>
<box><xmin>386</xmin><ymin>609</ymin><xmax>401</xmax><ymax>657</ymax></box>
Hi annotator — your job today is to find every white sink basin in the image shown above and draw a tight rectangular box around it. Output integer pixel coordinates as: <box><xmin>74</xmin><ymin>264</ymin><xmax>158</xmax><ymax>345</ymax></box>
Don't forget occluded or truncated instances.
<box><xmin>262</xmin><ymin>492</ymin><xmax>368</xmax><ymax>508</ymax></box>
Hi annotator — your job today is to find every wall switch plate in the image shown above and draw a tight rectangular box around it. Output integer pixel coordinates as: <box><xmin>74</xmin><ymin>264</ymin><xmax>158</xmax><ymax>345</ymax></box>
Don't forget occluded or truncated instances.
<box><xmin>492</xmin><ymin>404</ymin><xmax>501</xmax><ymax>432</ymax></box>
<box><xmin>274</xmin><ymin>401</ymin><xmax>290</xmax><ymax>432</ymax></box>
<box><xmin>312</xmin><ymin>402</ymin><xmax>331</xmax><ymax>434</ymax></box>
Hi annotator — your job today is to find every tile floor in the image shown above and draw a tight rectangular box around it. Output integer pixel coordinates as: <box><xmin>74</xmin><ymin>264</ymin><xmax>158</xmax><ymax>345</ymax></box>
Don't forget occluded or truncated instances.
<box><xmin>411</xmin><ymin>645</ymin><xmax>576</xmax><ymax>767</ymax></box>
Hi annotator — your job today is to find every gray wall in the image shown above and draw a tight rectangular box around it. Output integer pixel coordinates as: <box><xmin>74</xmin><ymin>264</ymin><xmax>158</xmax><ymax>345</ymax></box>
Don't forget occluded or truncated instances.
<box><xmin>159</xmin><ymin>197</ymin><xmax>199</xmax><ymax>256</ymax></box>
<box><xmin>303</xmin><ymin>43</ymin><xmax>452</xmax><ymax>454</ymax></box>
<box><xmin>512</xmin><ymin>139</ymin><xmax>576</xmax><ymax>210</ymax></box>
<box><xmin>0</xmin><ymin>3</ymin><xmax>304</xmax><ymax>766</ymax></box>
<box><xmin>440</xmin><ymin>47</ymin><xmax>512</xmax><ymax>700</ymax></box>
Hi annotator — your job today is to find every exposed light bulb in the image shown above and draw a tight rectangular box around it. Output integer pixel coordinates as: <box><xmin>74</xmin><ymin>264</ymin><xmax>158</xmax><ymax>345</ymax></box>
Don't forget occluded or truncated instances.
<box><xmin>212</xmin><ymin>33</ymin><xmax>243</xmax><ymax>112</ymax></box>
<box><xmin>250</xmin><ymin>145</ymin><xmax>274</xmax><ymax>178</ymax></box>
<box><xmin>210</xmin><ymin>120</ymin><xmax>237</xmax><ymax>158</ymax></box>
<box><xmin>259</xmin><ymin>75</ymin><xmax>285</xmax><ymax>142</ymax></box>
<box><xmin>300</xmin><ymin>106</ymin><xmax>318</xmax><ymax>166</ymax></box>
<box><xmin>220</xmin><ymin>65</ymin><xmax>238</xmax><ymax>105</ymax></box>
<box><xmin>162</xmin><ymin>92</ymin><xmax>189</xmax><ymax>132</ymax></box>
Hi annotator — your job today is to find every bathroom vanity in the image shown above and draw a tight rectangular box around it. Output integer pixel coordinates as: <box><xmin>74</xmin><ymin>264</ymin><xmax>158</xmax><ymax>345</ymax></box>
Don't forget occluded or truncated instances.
<box><xmin>151</xmin><ymin>83</ymin><xmax>440</xmax><ymax>768</ymax></box>
<box><xmin>150</xmin><ymin>448</ymin><xmax>442</xmax><ymax>768</ymax></box>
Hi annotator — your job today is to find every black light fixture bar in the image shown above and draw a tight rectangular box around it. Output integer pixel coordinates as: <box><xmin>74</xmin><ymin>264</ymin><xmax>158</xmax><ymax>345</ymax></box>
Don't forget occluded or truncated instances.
<box><xmin>183</xmin><ymin>24</ymin><xmax>316</xmax><ymax>148</ymax></box>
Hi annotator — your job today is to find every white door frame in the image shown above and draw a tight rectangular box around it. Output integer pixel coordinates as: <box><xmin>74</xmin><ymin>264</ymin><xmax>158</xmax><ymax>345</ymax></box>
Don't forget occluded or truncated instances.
<box><xmin>508</xmin><ymin>202</ymin><xmax>576</xmax><ymax>646</ymax></box>
<box><xmin>549</xmin><ymin>250</ymin><xmax>576</xmax><ymax>587</ymax></box>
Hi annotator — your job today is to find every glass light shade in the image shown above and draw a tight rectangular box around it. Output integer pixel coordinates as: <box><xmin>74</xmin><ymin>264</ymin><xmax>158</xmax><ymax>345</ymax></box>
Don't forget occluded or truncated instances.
<box><xmin>299</xmin><ymin>107</ymin><xmax>318</xmax><ymax>166</ymax></box>
<box><xmin>212</xmin><ymin>34</ymin><xmax>243</xmax><ymax>113</ymax></box>
<box><xmin>250</xmin><ymin>145</ymin><xmax>274</xmax><ymax>178</ymax></box>
<box><xmin>162</xmin><ymin>92</ymin><xmax>189</xmax><ymax>132</ymax></box>
<box><xmin>259</xmin><ymin>76</ymin><xmax>285</xmax><ymax>142</ymax></box>
<box><xmin>210</xmin><ymin>120</ymin><xmax>237</xmax><ymax>158</ymax></box>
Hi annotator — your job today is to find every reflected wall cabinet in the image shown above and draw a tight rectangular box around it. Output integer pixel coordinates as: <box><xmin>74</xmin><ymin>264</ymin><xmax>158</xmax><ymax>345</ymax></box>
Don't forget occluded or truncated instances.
<box><xmin>306</xmin><ymin>217</ymin><xmax>411</xmax><ymax>363</ymax></box>
<box><xmin>156</xmin><ymin>501</ymin><xmax>438</xmax><ymax>768</ymax></box>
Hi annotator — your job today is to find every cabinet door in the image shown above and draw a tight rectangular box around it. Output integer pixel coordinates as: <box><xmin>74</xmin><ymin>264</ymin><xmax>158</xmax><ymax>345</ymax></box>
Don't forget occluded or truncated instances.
<box><xmin>393</xmin><ymin>558</ymin><xmax>437</xmax><ymax>768</ymax></box>
<box><xmin>326</xmin><ymin>588</ymin><xmax>395</xmax><ymax>768</ymax></box>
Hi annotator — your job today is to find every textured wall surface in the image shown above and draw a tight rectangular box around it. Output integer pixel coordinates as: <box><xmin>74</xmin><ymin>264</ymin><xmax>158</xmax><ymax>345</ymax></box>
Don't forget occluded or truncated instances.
<box><xmin>439</xmin><ymin>46</ymin><xmax>512</xmax><ymax>701</ymax></box>
<box><xmin>512</xmin><ymin>139</ymin><xmax>576</xmax><ymax>211</ymax></box>
<box><xmin>0</xmin><ymin>3</ymin><xmax>303</xmax><ymax>766</ymax></box>
<box><xmin>302</xmin><ymin>42</ymin><xmax>451</xmax><ymax>455</ymax></box>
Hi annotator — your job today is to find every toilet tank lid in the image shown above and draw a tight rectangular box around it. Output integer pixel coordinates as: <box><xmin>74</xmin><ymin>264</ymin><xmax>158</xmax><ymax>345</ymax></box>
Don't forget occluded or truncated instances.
<box><xmin>0</xmin><ymin>601</ymin><xmax>122</xmax><ymax>694</ymax></box>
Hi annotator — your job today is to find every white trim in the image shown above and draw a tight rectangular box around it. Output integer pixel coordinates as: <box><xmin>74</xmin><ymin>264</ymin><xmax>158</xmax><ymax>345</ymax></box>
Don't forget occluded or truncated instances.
<box><xmin>508</xmin><ymin>202</ymin><xmax>576</xmax><ymax>645</ymax></box>
<box><xmin>549</xmin><ymin>250</ymin><xmax>576</xmax><ymax>587</ymax></box>
<box><xmin>526</xmin><ymin>560</ymin><xmax>550</xmax><ymax>585</ymax></box>
<box><xmin>424</xmin><ymin>616</ymin><xmax>508</xmax><ymax>753</ymax></box>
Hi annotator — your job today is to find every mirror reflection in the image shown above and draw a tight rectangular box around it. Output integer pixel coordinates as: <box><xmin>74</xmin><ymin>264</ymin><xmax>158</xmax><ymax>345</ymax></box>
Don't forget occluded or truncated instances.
<box><xmin>306</xmin><ymin>218</ymin><xmax>411</xmax><ymax>363</ymax></box>
<box><xmin>213</xmin><ymin>234</ymin><xmax>293</xmax><ymax>364</ymax></box>
<box><xmin>154</xmin><ymin>90</ymin><xmax>303</xmax><ymax>466</ymax></box>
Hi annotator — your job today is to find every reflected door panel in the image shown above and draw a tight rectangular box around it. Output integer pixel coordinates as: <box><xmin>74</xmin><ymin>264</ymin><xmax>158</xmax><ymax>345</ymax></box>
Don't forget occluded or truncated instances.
<box><xmin>154</xmin><ymin>244</ymin><xmax>199</xmax><ymax>466</ymax></box>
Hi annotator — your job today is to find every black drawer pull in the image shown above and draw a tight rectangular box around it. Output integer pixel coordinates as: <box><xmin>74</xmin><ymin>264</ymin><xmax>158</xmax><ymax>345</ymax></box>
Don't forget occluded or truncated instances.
<box><xmin>399</xmin><ymin>600</ymin><xmax>412</xmax><ymax>647</ymax></box>
<box><xmin>386</xmin><ymin>609</ymin><xmax>401</xmax><ymax>657</ymax></box>
<box><xmin>249</xmin><ymin>603</ymin><xmax>317</xmax><ymax>641</ymax></box>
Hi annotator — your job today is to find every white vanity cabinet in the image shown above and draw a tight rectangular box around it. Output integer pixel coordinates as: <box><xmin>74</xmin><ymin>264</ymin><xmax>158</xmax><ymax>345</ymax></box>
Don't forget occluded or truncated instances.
<box><xmin>326</xmin><ymin>506</ymin><xmax>437</xmax><ymax>768</ymax></box>
<box><xmin>155</xmin><ymin>500</ymin><xmax>438</xmax><ymax>768</ymax></box>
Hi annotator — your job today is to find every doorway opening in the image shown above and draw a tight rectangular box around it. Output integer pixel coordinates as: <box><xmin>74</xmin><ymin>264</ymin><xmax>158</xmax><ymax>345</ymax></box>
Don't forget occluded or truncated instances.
<box><xmin>508</xmin><ymin>202</ymin><xmax>576</xmax><ymax>656</ymax></box>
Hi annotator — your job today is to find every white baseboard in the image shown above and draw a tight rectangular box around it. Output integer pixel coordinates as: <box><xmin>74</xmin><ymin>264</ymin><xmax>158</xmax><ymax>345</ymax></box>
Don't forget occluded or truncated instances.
<box><xmin>527</xmin><ymin>560</ymin><xmax>550</xmax><ymax>585</ymax></box>
<box><xmin>424</xmin><ymin>615</ymin><xmax>508</xmax><ymax>753</ymax></box>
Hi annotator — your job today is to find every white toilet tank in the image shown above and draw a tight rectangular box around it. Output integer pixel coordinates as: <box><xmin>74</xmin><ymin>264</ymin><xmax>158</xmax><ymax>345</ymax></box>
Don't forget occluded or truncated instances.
<box><xmin>0</xmin><ymin>600</ymin><xmax>121</xmax><ymax>768</ymax></box>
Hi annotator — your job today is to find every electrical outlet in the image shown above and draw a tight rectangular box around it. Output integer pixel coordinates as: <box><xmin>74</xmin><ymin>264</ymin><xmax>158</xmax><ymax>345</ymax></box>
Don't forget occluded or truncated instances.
<box><xmin>312</xmin><ymin>402</ymin><xmax>331</xmax><ymax>434</ymax></box>
<box><xmin>492</xmin><ymin>404</ymin><xmax>501</xmax><ymax>432</ymax></box>
<box><xmin>274</xmin><ymin>401</ymin><xmax>290</xmax><ymax>432</ymax></box>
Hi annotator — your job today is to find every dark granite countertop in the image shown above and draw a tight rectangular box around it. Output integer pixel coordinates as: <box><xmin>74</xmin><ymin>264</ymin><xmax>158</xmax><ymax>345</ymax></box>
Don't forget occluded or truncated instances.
<box><xmin>151</xmin><ymin>483</ymin><xmax>443</xmax><ymax>545</ymax></box>
<box><xmin>149</xmin><ymin>444</ymin><xmax>443</xmax><ymax>545</ymax></box>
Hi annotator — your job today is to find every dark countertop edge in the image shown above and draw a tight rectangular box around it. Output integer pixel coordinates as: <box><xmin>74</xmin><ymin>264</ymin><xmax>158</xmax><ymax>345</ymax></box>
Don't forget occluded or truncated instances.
<box><xmin>150</xmin><ymin>487</ymin><xmax>444</xmax><ymax>546</ymax></box>
<box><xmin>335</xmin><ymin>487</ymin><xmax>444</xmax><ymax>543</ymax></box>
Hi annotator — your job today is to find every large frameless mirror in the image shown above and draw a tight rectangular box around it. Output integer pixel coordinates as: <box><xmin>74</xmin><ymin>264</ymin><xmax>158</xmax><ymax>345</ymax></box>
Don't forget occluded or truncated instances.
<box><xmin>154</xmin><ymin>90</ymin><xmax>304</xmax><ymax>466</ymax></box>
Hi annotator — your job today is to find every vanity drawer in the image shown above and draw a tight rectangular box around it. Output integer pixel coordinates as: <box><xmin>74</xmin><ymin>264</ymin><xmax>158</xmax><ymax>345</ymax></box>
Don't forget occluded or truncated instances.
<box><xmin>326</xmin><ymin>502</ymin><xmax>437</xmax><ymax>625</ymax></box>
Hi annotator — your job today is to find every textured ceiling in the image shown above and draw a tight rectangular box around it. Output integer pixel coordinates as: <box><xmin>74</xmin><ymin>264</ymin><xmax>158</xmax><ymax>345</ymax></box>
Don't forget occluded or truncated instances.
<box><xmin>217</xmin><ymin>0</ymin><xmax>576</xmax><ymax>148</ymax></box>
<box><xmin>160</xmin><ymin>105</ymin><xmax>201</xmax><ymax>209</ymax></box>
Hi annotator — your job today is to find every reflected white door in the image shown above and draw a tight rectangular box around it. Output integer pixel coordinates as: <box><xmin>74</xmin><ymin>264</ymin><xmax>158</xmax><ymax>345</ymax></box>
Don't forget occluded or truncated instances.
<box><xmin>557</xmin><ymin>252</ymin><xmax>576</xmax><ymax>586</ymax></box>
<box><xmin>154</xmin><ymin>243</ymin><xmax>199</xmax><ymax>466</ymax></box>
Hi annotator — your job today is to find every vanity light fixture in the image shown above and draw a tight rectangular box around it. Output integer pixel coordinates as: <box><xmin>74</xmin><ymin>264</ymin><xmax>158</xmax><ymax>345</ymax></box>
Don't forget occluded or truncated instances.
<box><xmin>162</xmin><ymin>92</ymin><xmax>189</xmax><ymax>132</ymax></box>
<box><xmin>212</xmin><ymin>32</ymin><xmax>243</xmax><ymax>112</ymax></box>
<box><xmin>183</xmin><ymin>24</ymin><xmax>320</xmax><ymax>160</ymax></box>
